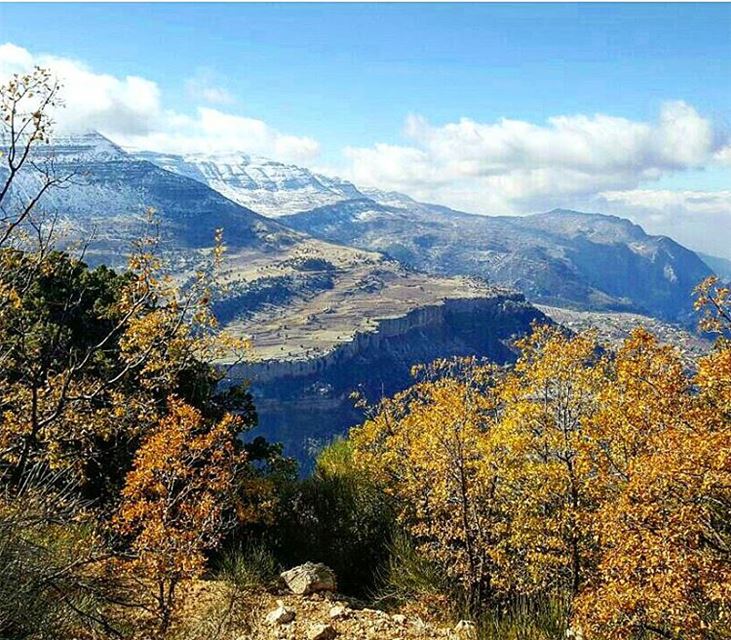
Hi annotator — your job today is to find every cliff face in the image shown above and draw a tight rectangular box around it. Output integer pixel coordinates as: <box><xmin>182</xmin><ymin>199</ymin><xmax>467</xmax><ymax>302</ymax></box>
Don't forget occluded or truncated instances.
<box><xmin>228</xmin><ymin>293</ymin><xmax>546</xmax><ymax>467</ymax></box>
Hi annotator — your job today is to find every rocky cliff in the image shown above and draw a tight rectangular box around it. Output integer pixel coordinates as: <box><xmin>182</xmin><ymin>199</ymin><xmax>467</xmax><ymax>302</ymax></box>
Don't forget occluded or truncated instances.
<box><xmin>229</xmin><ymin>293</ymin><xmax>546</xmax><ymax>467</ymax></box>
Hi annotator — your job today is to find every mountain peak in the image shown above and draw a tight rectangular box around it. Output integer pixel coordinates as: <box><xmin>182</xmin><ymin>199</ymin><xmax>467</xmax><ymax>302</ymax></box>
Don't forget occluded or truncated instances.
<box><xmin>42</xmin><ymin>130</ymin><xmax>128</xmax><ymax>163</ymax></box>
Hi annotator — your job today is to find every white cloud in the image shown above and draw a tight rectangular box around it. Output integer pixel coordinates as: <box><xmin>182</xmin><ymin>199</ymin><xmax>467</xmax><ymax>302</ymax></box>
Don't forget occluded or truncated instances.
<box><xmin>344</xmin><ymin>105</ymin><xmax>731</xmax><ymax>257</ymax></box>
<box><xmin>344</xmin><ymin>103</ymin><xmax>725</xmax><ymax>214</ymax></box>
<box><xmin>0</xmin><ymin>43</ymin><xmax>319</xmax><ymax>163</ymax></box>
<box><xmin>715</xmin><ymin>144</ymin><xmax>731</xmax><ymax>165</ymax></box>
<box><xmin>600</xmin><ymin>189</ymin><xmax>731</xmax><ymax>215</ymax></box>
<box><xmin>117</xmin><ymin>108</ymin><xmax>320</xmax><ymax>161</ymax></box>
<box><xmin>0</xmin><ymin>43</ymin><xmax>161</xmax><ymax>136</ymax></box>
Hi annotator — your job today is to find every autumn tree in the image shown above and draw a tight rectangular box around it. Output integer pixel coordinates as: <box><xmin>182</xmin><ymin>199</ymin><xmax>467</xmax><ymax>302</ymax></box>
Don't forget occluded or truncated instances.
<box><xmin>350</xmin><ymin>358</ymin><xmax>506</xmax><ymax>611</ymax></box>
<box><xmin>479</xmin><ymin>325</ymin><xmax>612</xmax><ymax>616</ymax></box>
<box><xmin>0</xmin><ymin>67</ymin><xmax>250</xmax><ymax>493</ymax></box>
<box><xmin>114</xmin><ymin>398</ymin><xmax>260</xmax><ymax>634</ymax></box>
<box><xmin>0</xmin><ymin>222</ymin><xmax>254</xmax><ymax>502</ymax></box>
<box><xmin>0</xmin><ymin>68</ymin><xmax>289</xmax><ymax>638</ymax></box>
<box><xmin>574</xmin><ymin>304</ymin><xmax>731</xmax><ymax>639</ymax></box>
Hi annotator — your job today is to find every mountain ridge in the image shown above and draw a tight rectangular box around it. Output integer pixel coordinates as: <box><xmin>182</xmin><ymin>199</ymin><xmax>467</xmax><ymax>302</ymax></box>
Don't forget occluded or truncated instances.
<box><xmin>132</xmin><ymin>149</ymin><xmax>363</xmax><ymax>217</ymax></box>
<box><xmin>126</xmin><ymin>138</ymin><xmax>712</xmax><ymax>325</ymax></box>
<box><xmin>281</xmin><ymin>199</ymin><xmax>711</xmax><ymax>324</ymax></box>
<box><xmin>32</xmin><ymin>132</ymin><xmax>715</xmax><ymax>326</ymax></box>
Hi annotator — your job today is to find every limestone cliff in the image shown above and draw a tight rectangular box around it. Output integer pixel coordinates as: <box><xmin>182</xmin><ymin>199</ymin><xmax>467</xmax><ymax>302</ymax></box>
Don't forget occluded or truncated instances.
<box><xmin>228</xmin><ymin>293</ymin><xmax>546</xmax><ymax>467</ymax></box>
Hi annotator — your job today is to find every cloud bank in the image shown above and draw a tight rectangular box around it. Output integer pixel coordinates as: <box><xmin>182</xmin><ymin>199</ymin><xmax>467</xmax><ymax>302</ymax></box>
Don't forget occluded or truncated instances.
<box><xmin>0</xmin><ymin>43</ymin><xmax>319</xmax><ymax>163</ymax></box>
<box><xmin>344</xmin><ymin>105</ymin><xmax>725</xmax><ymax>213</ymax></box>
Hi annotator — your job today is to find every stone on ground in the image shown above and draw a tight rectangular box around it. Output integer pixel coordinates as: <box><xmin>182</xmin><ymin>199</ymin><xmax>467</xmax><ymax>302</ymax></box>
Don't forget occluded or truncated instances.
<box><xmin>265</xmin><ymin>600</ymin><xmax>296</xmax><ymax>625</ymax></box>
<box><xmin>280</xmin><ymin>562</ymin><xmax>337</xmax><ymax>595</ymax></box>
<box><xmin>329</xmin><ymin>604</ymin><xmax>349</xmax><ymax>619</ymax></box>
<box><xmin>307</xmin><ymin>623</ymin><xmax>337</xmax><ymax>640</ymax></box>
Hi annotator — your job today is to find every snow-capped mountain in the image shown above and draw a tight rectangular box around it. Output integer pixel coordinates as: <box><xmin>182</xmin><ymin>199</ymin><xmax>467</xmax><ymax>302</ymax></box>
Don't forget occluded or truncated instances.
<box><xmin>35</xmin><ymin>132</ymin><xmax>713</xmax><ymax>325</ymax></box>
<box><xmin>132</xmin><ymin>150</ymin><xmax>364</xmax><ymax>217</ymax></box>
<box><xmin>34</xmin><ymin>131</ymin><xmax>129</xmax><ymax>163</ymax></box>
<box><xmin>5</xmin><ymin>132</ymin><xmax>301</xmax><ymax>267</ymax></box>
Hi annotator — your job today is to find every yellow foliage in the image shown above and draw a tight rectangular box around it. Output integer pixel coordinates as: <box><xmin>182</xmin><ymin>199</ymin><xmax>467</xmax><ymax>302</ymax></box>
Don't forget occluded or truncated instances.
<box><xmin>350</xmin><ymin>323</ymin><xmax>731</xmax><ymax>638</ymax></box>
<box><xmin>114</xmin><ymin>397</ymin><xmax>256</xmax><ymax>633</ymax></box>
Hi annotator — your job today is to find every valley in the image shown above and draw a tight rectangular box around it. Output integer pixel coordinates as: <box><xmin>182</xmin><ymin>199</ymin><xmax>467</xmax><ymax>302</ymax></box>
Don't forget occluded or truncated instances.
<box><xmin>11</xmin><ymin>132</ymin><xmax>719</xmax><ymax>463</ymax></box>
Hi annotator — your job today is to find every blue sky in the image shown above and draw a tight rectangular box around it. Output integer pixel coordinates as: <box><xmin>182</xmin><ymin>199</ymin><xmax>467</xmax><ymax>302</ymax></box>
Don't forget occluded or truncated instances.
<box><xmin>2</xmin><ymin>4</ymin><xmax>729</xmax><ymax>161</ymax></box>
<box><xmin>1</xmin><ymin>3</ymin><xmax>730</xmax><ymax>255</ymax></box>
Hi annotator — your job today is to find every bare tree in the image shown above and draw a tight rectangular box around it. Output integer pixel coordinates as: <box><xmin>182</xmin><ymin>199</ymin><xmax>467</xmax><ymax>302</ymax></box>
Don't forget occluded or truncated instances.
<box><xmin>0</xmin><ymin>66</ymin><xmax>73</xmax><ymax>249</ymax></box>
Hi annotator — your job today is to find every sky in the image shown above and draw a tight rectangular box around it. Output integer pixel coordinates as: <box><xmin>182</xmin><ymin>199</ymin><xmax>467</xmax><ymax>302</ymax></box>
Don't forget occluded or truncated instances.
<box><xmin>1</xmin><ymin>3</ymin><xmax>730</xmax><ymax>257</ymax></box>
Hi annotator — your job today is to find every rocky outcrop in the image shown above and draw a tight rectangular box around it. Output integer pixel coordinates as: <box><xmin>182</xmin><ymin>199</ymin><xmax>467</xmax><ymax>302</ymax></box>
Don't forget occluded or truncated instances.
<box><xmin>241</xmin><ymin>590</ymin><xmax>457</xmax><ymax>639</ymax></box>
<box><xmin>233</xmin><ymin>293</ymin><xmax>540</xmax><ymax>383</ymax></box>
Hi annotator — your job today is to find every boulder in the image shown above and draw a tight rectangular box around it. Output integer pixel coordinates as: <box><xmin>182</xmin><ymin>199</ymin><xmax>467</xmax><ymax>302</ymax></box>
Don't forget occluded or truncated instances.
<box><xmin>307</xmin><ymin>623</ymin><xmax>337</xmax><ymax>640</ymax></box>
<box><xmin>280</xmin><ymin>562</ymin><xmax>337</xmax><ymax>595</ymax></box>
<box><xmin>391</xmin><ymin>613</ymin><xmax>407</xmax><ymax>625</ymax></box>
<box><xmin>265</xmin><ymin>601</ymin><xmax>295</xmax><ymax>625</ymax></box>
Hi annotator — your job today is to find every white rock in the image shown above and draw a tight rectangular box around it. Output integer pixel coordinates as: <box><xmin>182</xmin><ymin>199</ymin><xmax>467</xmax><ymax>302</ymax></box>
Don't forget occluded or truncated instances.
<box><xmin>280</xmin><ymin>562</ymin><xmax>337</xmax><ymax>595</ymax></box>
<box><xmin>391</xmin><ymin>613</ymin><xmax>407</xmax><ymax>625</ymax></box>
<box><xmin>265</xmin><ymin>601</ymin><xmax>295</xmax><ymax>625</ymax></box>
<box><xmin>329</xmin><ymin>604</ymin><xmax>349</xmax><ymax>619</ymax></box>
<box><xmin>566</xmin><ymin>626</ymin><xmax>584</xmax><ymax>640</ymax></box>
<box><xmin>307</xmin><ymin>623</ymin><xmax>337</xmax><ymax>640</ymax></box>
<box><xmin>411</xmin><ymin>616</ymin><xmax>427</xmax><ymax>630</ymax></box>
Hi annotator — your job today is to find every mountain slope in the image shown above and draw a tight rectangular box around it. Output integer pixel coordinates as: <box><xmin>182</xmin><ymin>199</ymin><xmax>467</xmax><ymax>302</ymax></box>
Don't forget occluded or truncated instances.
<box><xmin>282</xmin><ymin>199</ymin><xmax>711</xmax><ymax>325</ymax></box>
<box><xmin>7</xmin><ymin>133</ymin><xmax>301</xmax><ymax>268</ymax></box>
<box><xmin>134</xmin><ymin>150</ymin><xmax>363</xmax><ymax>217</ymax></box>
<box><xmin>698</xmin><ymin>252</ymin><xmax>731</xmax><ymax>281</ymax></box>
<box><xmin>134</xmin><ymin>145</ymin><xmax>710</xmax><ymax>325</ymax></box>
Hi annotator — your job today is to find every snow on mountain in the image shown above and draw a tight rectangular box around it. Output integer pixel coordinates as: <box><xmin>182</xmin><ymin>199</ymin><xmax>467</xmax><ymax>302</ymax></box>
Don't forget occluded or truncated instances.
<box><xmin>358</xmin><ymin>187</ymin><xmax>420</xmax><ymax>210</ymax></box>
<box><xmin>132</xmin><ymin>150</ymin><xmax>364</xmax><ymax>217</ymax></box>
<box><xmin>32</xmin><ymin>131</ymin><xmax>130</xmax><ymax>163</ymax></box>
<box><xmin>3</xmin><ymin>132</ymin><xmax>305</xmax><ymax>269</ymax></box>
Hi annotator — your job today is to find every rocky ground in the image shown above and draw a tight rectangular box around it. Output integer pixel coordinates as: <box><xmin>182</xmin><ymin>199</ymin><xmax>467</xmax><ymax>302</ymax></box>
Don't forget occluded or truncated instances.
<box><xmin>241</xmin><ymin>591</ymin><xmax>472</xmax><ymax>640</ymax></box>
<box><xmin>177</xmin><ymin>563</ymin><xmax>473</xmax><ymax>640</ymax></box>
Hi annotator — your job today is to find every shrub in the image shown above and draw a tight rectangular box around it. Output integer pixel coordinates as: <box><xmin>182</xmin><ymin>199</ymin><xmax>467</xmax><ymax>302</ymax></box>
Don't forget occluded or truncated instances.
<box><xmin>0</xmin><ymin>468</ymin><xmax>118</xmax><ymax>639</ymax></box>
<box><xmin>264</xmin><ymin>438</ymin><xmax>394</xmax><ymax>596</ymax></box>
<box><xmin>217</xmin><ymin>541</ymin><xmax>280</xmax><ymax>591</ymax></box>
<box><xmin>378</xmin><ymin>532</ymin><xmax>453</xmax><ymax>608</ymax></box>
